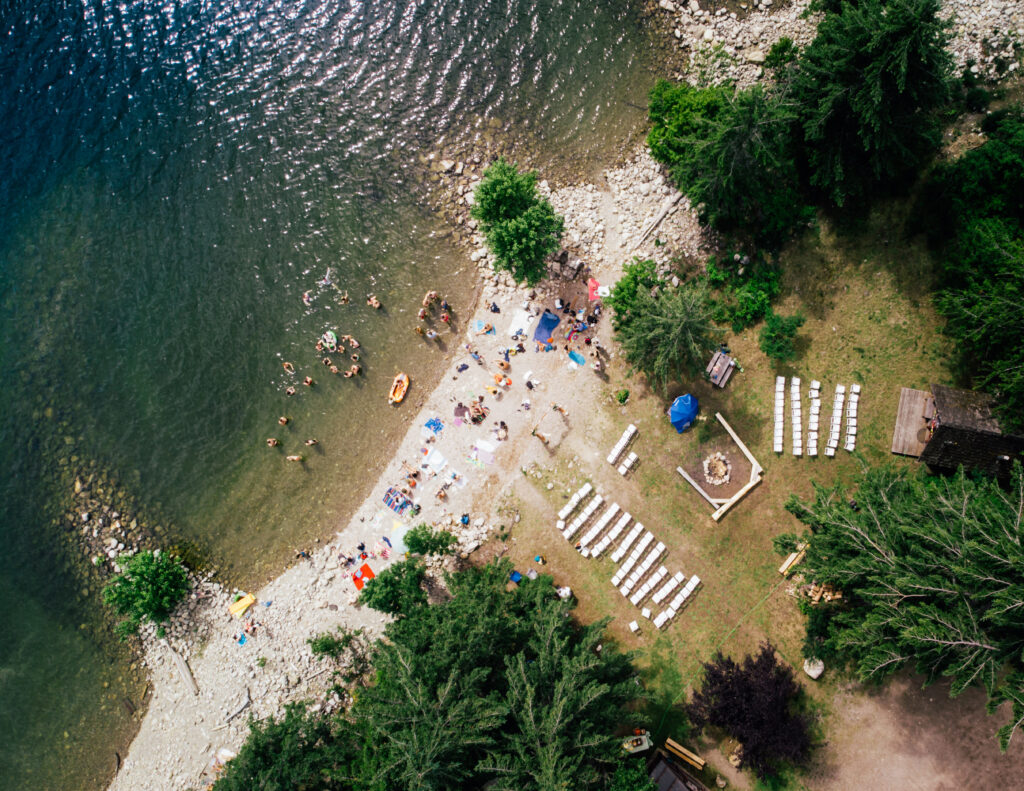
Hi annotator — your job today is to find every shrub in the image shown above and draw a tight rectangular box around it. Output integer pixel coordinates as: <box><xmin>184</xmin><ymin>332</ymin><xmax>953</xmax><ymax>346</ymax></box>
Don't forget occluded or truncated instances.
<box><xmin>707</xmin><ymin>255</ymin><xmax>781</xmax><ymax>332</ymax></box>
<box><xmin>765</xmin><ymin>37</ymin><xmax>798</xmax><ymax>70</ymax></box>
<box><xmin>102</xmin><ymin>550</ymin><xmax>189</xmax><ymax>637</ymax></box>
<box><xmin>759</xmin><ymin>310</ymin><xmax>806</xmax><ymax>362</ymax></box>
<box><xmin>471</xmin><ymin>158</ymin><xmax>564</xmax><ymax>285</ymax></box>
<box><xmin>614</xmin><ymin>388</ymin><xmax>630</xmax><ymax>405</ymax></box>
<box><xmin>308</xmin><ymin>627</ymin><xmax>363</xmax><ymax>659</ymax></box>
<box><xmin>607</xmin><ymin>258</ymin><xmax>662</xmax><ymax>330</ymax></box>
<box><xmin>358</xmin><ymin>558</ymin><xmax>428</xmax><ymax>616</ymax></box>
<box><xmin>404</xmin><ymin>523</ymin><xmax>457</xmax><ymax>556</ymax></box>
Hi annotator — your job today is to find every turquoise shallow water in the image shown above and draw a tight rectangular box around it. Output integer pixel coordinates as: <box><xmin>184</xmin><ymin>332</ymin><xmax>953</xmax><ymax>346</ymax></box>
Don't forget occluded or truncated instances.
<box><xmin>0</xmin><ymin>1</ymin><xmax>662</xmax><ymax>788</ymax></box>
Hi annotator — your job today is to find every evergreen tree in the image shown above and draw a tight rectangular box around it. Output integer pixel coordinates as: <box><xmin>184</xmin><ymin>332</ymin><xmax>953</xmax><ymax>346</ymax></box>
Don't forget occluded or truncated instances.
<box><xmin>758</xmin><ymin>310</ymin><xmax>806</xmax><ymax>363</ymax></box>
<box><xmin>103</xmin><ymin>549</ymin><xmax>189</xmax><ymax>636</ymax></box>
<box><xmin>786</xmin><ymin>464</ymin><xmax>1024</xmax><ymax>750</ymax></box>
<box><xmin>404</xmin><ymin>523</ymin><xmax>458</xmax><ymax>556</ymax></box>
<box><xmin>615</xmin><ymin>281</ymin><xmax>720</xmax><ymax>392</ymax></box>
<box><xmin>794</xmin><ymin>0</ymin><xmax>952</xmax><ymax>206</ymax></box>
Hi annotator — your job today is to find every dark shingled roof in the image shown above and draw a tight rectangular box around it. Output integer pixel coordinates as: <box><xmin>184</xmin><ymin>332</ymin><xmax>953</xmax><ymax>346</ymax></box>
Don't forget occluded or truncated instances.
<box><xmin>919</xmin><ymin>385</ymin><xmax>1024</xmax><ymax>478</ymax></box>
<box><xmin>930</xmin><ymin>384</ymin><xmax>1003</xmax><ymax>433</ymax></box>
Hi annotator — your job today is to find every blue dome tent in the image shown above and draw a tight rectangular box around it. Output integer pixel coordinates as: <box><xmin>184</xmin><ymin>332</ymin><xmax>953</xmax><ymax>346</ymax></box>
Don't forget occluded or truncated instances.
<box><xmin>669</xmin><ymin>394</ymin><xmax>699</xmax><ymax>433</ymax></box>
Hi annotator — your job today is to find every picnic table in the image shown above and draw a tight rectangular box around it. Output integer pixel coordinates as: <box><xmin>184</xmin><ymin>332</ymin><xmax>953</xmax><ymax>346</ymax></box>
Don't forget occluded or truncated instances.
<box><xmin>706</xmin><ymin>350</ymin><xmax>736</xmax><ymax>388</ymax></box>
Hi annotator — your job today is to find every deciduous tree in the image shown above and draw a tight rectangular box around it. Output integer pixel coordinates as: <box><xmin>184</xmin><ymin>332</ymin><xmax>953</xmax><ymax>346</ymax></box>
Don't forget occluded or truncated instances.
<box><xmin>103</xmin><ymin>549</ymin><xmax>189</xmax><ymax>637</ymax></box>
<box><xmin>688</xmin><ymin>643</ymin><xmax>811</xmax><ymax>779</ymax></box>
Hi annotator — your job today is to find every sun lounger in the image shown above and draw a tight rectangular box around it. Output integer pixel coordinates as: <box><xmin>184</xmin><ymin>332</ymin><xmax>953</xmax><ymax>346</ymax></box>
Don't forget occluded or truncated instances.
<box><xmin>579</xmin><ymin>504</ymin><xmax>620</xmax><ymax>549</ymax></box>
<box><xmin>617</xmin><ymin>452</ymin><xmax>638</xmax><ymax>476</ymax></box>
<box><xmin>652</xmin><ymin>570</ymin><xmax>685</xmax><ymax>605</ymax></box>
<box><xmin>557</xmin><ymin>483</ymin><xmax>593</xmax><ymax>521</ymax></box>
<box><xmin>629</xmin><ymin>620</ymin><xmax>640</xmax><ymax>633</ymax></box>
<box><xmin>592</xmin><ymin>512</ymin><xmax>631</xmax><ymax>558</ymax></box>
<box><xmin>654</xmin><ymin>611</ymin><xmax>669</xmax><ymax>629</ymax></box>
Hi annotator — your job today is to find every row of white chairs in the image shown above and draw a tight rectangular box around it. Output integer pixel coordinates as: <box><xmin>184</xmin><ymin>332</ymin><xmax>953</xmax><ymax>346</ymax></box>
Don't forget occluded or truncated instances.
<box><xmin>791</xmin><ymin>378</ymin><xmax>803</xmax><ymax>456</ymax></box>
<box><xmin>578</xmin><ymin>503</ymin><xmax>621</xmax><ymax>555</ymax></box>
<box><xmin>844</xmin><ymin>384</ymin><xmax>861</xmax><ymax>451</ymax></box>
<box><xmin>653</xmin><ymin>576</ymin><xmax>702</xmax><ymax>629</ymax></box>
<box><xmin>610</xmin><ymin>523</ymin><xmax>645</xmax><ymax>564</ymax></box>
<box><xmin>560</xmin><ymin>494</ymin><xmax>603</xmax><ymax>540</ymax></box>
<box><xmin>651</xmin><ymin>570</ymin><xmax>686</xmax><ymax>605</ymax></box>
<box><xmin>591</xmin><ymin>512</ymin><xmax>632</xmax><ymax>558</ymax></box>
<box><xmin>617</xmin><ymin>452</ymin><xmax>638</xmax><ymax>476</ymax></box>
<box><xmin>630</xmin><ymin>565</ymin><xmax>668</xmax><ymax>605</ymax></box>
<box><xmin>773</xmin><ymin>376</ymin><xmax>785</xmax><ymax>453</ymax></box>
<box><xmin>611</xmin><ymin>531</ymin><xmax>654</xmax><ymax>586</ymax></box>
<box><xmin>607</xmin><ymin>424</ymin><xmax>638</xmax><ymax>465</ymax></box>
<box><xmin>557</xmin><ymin>482</ymin><xmax>592</xmax><ymax>521</ymax></box>
<box><xmin>620</xmin><ymin>543</ymin><xmax>666</xmax><ymax>596</ymax></box>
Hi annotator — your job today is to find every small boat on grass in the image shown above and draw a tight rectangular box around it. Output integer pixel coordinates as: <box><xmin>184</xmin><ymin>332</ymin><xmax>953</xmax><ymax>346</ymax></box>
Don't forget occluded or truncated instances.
<box><xmin>389</xmin><ymin>373</ymin><xmax>409</xmax><ymax>405</ymax></box>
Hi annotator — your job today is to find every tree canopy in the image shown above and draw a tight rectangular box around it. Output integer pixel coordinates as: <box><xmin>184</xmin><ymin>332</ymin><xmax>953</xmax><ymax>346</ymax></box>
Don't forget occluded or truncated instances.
<box><xmin>471</xmin><ymin>158</ymin><xmax>564</xmax><ymax>285</ymax></box>
<box><xmin>404</xmin><ymin>523</ymin><xmax>458</xmax><ymax>556</ymax></box>
<box><xmin>647</xmin><ymin>81</ymin><xmax>809</xmax><ymax>249</ymax></box>
<box><xmin>102</xmin><ymin>549</ymin><xmax>189</xmax><ymax>637</ymax></box>
<box><xmin>759</xmin><ymin>310</ymin><xmax>806</xmax><ymax>363</ymax></box>
<box><xmin>357</xmin><ymin>558</ymin><xmax>428</xmax><ymax>617</ymax></box>
<box><xmin>793</xmin><ymin>0</ymin><xmax>953</xmax><ymax>206</ymax></box>
<box><xmin>915</xmin><ymin>108</ymin><xmax>1024</xmax><ymax>431</ymax></box>
<box><xmin>216</xmin><ymin>561</ymin><xmax>642</xmax><ymax>791</ymax></box>
<box><xmin>786</xmin><ymin>464</ymin><xmax>1024</xmax><ymax>750</ymax></box>
<box><xmin>615</xmin><ymin>279</ymin><xmax>720</xmax><ymax>392</ymax></box>
<box><xmin>688</xmin><ymin>642</ymin><xmax>811</xmax><ymax>779</ymax></box>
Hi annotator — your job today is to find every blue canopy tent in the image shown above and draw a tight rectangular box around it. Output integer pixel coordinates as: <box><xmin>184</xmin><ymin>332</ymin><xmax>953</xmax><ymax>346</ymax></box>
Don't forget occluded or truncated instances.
<box><xmin>532</xmin><ymin>310</ymin><xmax>561</xmax><ymax>347</ymax></box>
<box><xmin>669</xmin><ymin>394</ymin><xmax>699</xmax><ymax>433</ymax></box>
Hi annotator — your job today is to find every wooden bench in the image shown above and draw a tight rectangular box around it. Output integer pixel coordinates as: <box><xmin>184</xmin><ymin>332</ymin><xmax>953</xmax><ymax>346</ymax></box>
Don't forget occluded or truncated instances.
<box><xmin>665</xmin><ymin>738</ymin><xmax>706</xmax><ymax>771</ymax></box>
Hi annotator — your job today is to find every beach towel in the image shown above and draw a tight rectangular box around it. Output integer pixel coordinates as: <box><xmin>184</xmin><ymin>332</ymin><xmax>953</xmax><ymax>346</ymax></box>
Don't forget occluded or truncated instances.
<box><xmin>507</xmin><ymin>308</ymin><xmax>535</xmax><ymax>338</ymax></box>
<box><xmin>473</xmin><ymin>319</ymin><xmax>496</xmax><ymax>335</ymax></box>
<box><xmin>352</xmin><ymin>563</ymin><xmax>375</xmax><ymax>590</ymax></box>
<box><xmin>426</xmin><ymin>448</ymin><xmax>448</xmax><ymax>472</ymax></box>
<box><xmin>532</xmin><ymin>310</ymin><xmax>561</xmax><ymax>344</ymax></box>
<box><xmin>568</xmin><ymin>350</ymin><xmax>587</xmax><ymax>367</ymax></box>
<box><xmin>383</xmin><ymin>487</ymin><xmax>411</xmax><ymax>515</ymax></box>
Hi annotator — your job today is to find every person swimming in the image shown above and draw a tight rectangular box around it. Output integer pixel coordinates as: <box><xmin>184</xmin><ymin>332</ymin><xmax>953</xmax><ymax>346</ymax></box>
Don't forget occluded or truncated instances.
<box><xmin>303</xmin><ymin>376</ymin><xmax>314</xmax><ymax>386</ymax></box>
<box><xmin>349</xmin><ymin>364</ymin><xmax>361</xmax><ymax>375</ymax></box>
<box><xmin>319</xmin><ymin>268</ymin><xmax>333</xmax><ymax>286</ymax></box>
<box><xmin>266</xmin><ymin>438</ymin><xmax>280</xmax><ymax>447</ymax></box>
<box><xmin>302</xmin><ymin>291</ymin><xmax>312</xmax><ymax>306</ymax></box>
<box><xmin>285</xmin><ymin>386</ymin><xmax>296</xmax><ymax>396</ymax></box>
<box><xmin>282</xmin><ymin>361</ymin><xmax>295</xmax><ymax>374</ymax></box>
<box><xmin>366</xmin><ymin>294</ymin><xmax>381</xmax><ymax>308</ymax></box>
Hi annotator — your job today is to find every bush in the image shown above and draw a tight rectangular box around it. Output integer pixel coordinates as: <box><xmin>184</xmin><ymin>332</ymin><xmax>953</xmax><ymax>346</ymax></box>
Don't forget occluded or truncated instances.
<box><xmin>358</xmin><ymin>558</ymin><xmax>428</xmax><ymax>616</ymax></box>
<box><xmin>404</xmin><ymin>523</ymin><xmax>458</xmax><ymax>556</ymax></box>
<box><xmin>765</xmin><ymin>37</ymin><xmax>798</xmax><ymax>70</ymax></box>
<box><xmin>471</xmin><ymin>158</ymin><xmax>564</xmax><ymax>285</ymax></box>
<box><xmin>308</xmin><ymin>627</ymin><xmax>363</xmax><ymax>659</ymax></box>
<box><xmin>606</xmin><ymin>758</ymin><xmax>657</xmax><ymax>791</ymax></box>
<box><xmin>607</xmin><ymin>258</ymin><xmax>662</xmax><ymax>330</ymax></box>
<box><xmin>102</xmin><ymin>550</ymin><xmax>189</xmax><ymax>637</ymax></box>
<box><xmin>759</xmin><ymin>310</ymin><xmax>806</xmax><ymax>362</ymax></box>
<box><xmin>707</xmin><ymin>255</ymin><xmax>781</xmax><ymax>332</ymax></box>
<box><xmin>615</xmin><ymin>389</ymin><xmax>630</xmax><ymax>405</ymax></box>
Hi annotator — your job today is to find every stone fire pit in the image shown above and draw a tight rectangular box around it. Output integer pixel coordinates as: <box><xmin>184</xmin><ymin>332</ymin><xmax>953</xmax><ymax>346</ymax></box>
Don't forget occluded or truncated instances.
<box><xmin>703</xmin><ymin>452</ymin><xmax>732</xmax><ymax>485</ymax></box>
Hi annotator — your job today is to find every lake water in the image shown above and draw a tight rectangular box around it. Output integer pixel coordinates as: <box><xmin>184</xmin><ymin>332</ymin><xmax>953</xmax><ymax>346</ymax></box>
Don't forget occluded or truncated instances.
<box><xmin>0</xmin><ymin>1</ymin><xmax>662</xmax><ymax>788</ymax></box>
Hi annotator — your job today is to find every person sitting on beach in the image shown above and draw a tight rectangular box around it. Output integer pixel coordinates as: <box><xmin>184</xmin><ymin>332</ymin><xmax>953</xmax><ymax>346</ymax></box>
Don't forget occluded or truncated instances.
<box><xmin>440</xmin><ymin>298</ymin><xmax>449</xmax><ymax>311</ymax></box>
<box><xmin>497</xmin><ymin>359</ymin><xmax>510</xmax><ymax>370</ymax></box>
<box><xmin>425</xmin><ymin>329</ymin><xmax>438</xmax><ymax>340</ymax></box>
<box><xmin>267</xmin><ymin>438</ymin><xmax>280</xmax><ymax>447</ymax></box>
<box><xmin>415</xmin><ymin>326</ymin><xmax>425</xmax><ymax>336</ymax></box>
<box><xmin>283</xmin><ymin>361</ymin><xmax>295</xmax><ymax>374</ymax></box>
<box><xmin>303</xmin><ymin>376</ymin><xmax>314</xmax><ymax>386</ymax></box>
<box><xmin>418</xmin><ymin>307</ymin><xmax>427</xmax><ymax>320</ymax></box>
<box><xmin>285</xmin><ymin>386</ymin><xmax>296</xmax><ymax>396</ymax></box>
<box><xmin>440</xmin><ymin>312</ymin><xmax>451</xmax><ymax>324</ymax></box>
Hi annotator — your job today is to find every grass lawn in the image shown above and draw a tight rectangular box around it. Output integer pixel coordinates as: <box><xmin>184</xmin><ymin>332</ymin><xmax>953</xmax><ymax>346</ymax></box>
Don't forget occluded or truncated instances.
<box><xmin>494</xmin><ymin>205</ymin><xmax>956</xmax><ymax>788</ymax></box>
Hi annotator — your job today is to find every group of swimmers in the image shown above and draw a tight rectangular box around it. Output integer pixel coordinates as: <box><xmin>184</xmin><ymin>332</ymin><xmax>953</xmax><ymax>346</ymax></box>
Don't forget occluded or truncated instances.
<box><xmin>414</xmin><ymin>290</ymin><xmax>452</xmax><ymax>336</ymax></box>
